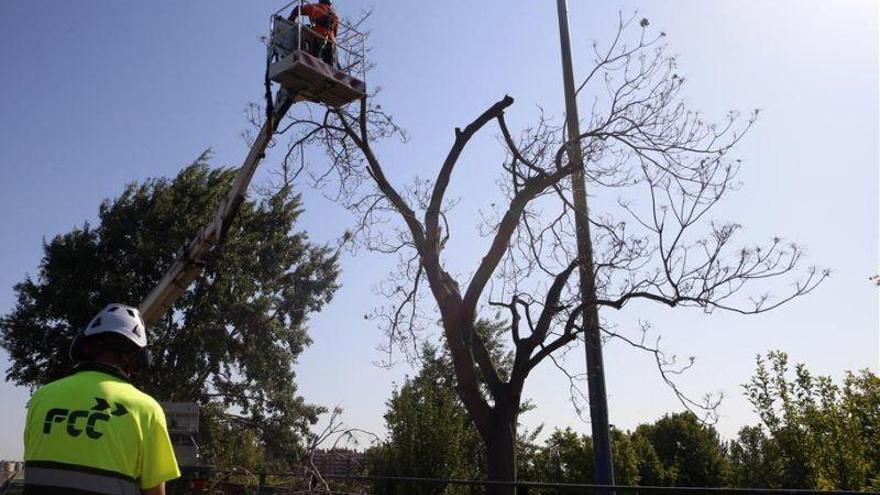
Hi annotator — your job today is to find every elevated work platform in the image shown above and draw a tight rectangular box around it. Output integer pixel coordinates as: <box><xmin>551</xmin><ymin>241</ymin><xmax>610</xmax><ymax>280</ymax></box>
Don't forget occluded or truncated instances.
<box><xmin>268</xmin><ymin>9</ymin><xmax>367</xmax><ymax>108</ymax></box>
<box><xmin>269</xmin><ymin>48</ymin><xmax>366</xmax><ymax>108</ymax></box>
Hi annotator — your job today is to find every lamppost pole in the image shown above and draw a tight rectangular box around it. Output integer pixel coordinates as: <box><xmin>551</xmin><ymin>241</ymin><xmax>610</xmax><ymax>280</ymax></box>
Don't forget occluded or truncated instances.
<box><xmin>554</xmin><ymin>0</ymin><xmax>615</xmax><ymax>487</ymax></box>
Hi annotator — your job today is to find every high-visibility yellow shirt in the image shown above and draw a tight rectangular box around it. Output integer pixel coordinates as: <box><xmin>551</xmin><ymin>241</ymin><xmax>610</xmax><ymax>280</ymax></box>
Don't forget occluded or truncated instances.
<box><xmin>24</xmin><ymin>364</ymin><xmax>180</xmax><ymax>493</ymax></box>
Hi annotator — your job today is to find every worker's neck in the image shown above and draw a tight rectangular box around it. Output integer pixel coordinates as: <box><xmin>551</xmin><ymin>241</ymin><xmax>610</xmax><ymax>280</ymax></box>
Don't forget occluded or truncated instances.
<box><xmin>92</xmin><ymin>355</ymin><xmax>130</xmax><ymax>378</ymax></box>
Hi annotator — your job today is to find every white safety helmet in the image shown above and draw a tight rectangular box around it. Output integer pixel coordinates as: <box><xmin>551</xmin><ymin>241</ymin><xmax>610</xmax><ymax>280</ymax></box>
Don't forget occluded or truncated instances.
<box><xmin>83</xmin><ymin>303</ymin><xmax>148</xmax><ymax>348</ymax></box>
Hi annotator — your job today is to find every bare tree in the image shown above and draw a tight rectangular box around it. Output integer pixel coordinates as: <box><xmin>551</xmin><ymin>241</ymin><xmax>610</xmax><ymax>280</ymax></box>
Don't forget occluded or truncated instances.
<box><xmin>271</xmin><ymin>14</ymin><xmax>825</xmax><ymax>494</ymax></box>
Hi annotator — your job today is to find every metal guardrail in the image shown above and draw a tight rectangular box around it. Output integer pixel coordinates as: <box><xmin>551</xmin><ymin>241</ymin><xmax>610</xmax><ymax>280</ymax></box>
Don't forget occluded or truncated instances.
<box><xmin>270</xmin><ymin>0</ymin><xmax>366</xmax><ymax>83</ymax></box>
<box><xmin>224</xmin><ymin>471</ymin><xmax>880</xmax><ymax>495</ymax></box>
<box><xmin>321</xmin><ymin>475</ymin><xmax>880</xmax><ymax>495</ymax></box>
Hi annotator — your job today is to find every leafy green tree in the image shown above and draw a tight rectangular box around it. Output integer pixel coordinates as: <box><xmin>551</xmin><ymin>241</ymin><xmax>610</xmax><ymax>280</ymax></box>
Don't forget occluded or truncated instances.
<box><xmin>609</xmin><ymin>428</ymin><xmax>644</xmax><ymax>486</ymax></box>
<box><xmin>734</xmin><ymin>351</ymin><xmax>880</xmax><ymax>490</ymax></box>
<box><xmin>0</xmin><ymin>154</ymin><xmax>339</xmax><ymax>469</ymax></box>
<box><xmin>627</xmin><ymin>429</ymin><xmax>671</xmax><ymax>486</ymax></box>
<box><xmin>199</xmin><ymin>402</ymin><xmax>263</xmax><ymax>472</ymax></box>
<box><xmin>527</xmin><ymin>428</ymin><xmax>593</xmax><ymax>487</ymax></box>
<box><xmin>520</xmin><ymin>426</ymin><xmax>679</xmax><ymax>489</ymax></box>
<box><xmin>633</xmin><ymin>412</ymin><xmax>729</xmax><ymax>487</ymax></box>
<box><xmin>368</xmin><ymin>346</ymin><xmax>475</xmax><ymax>495</ymax></box>
<box><xmin>518</xmin><ymin>426</ymin><xmax>670</xmax><ymax>489</ymax></box>
<box><xmin>741</xmin><ymin>351</ymin><xmax>816</xmax><ymax>487</ymax></box>
<box><xmin>841</xmin><ymin>370</ymin><xmax>880</xmax><ymax>489</ymax></box>
<box><xmin>368</xmin><ymin>320</ymin><xmax>524</xmax><ymax>493</ymax></box>
<box><xmin>727</xmin><ymin>425</ymin><xmax>782</xmax><ymax>488</ymax></box>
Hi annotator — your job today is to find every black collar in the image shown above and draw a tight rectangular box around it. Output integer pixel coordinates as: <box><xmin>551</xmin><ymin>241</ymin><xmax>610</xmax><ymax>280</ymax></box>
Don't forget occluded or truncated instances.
<box><xmin>73</xmin><ymin>362</ymin><xmax>132</xmax><ymax>383</ymax></box>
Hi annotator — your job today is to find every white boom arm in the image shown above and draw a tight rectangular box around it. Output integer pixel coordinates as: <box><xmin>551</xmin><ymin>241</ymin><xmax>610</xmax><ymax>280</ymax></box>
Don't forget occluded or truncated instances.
<box><xmin>138</xmin><ymin>92</ymin><xmax>295</xmax><ymax>326</ymax></box>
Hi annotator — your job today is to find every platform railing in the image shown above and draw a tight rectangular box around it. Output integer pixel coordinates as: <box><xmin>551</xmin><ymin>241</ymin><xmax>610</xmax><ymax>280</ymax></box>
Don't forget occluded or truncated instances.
<box><xmin>270</xmin><ymin>0</ymin><xmax>367</xmax><ymax>84</ymax></box>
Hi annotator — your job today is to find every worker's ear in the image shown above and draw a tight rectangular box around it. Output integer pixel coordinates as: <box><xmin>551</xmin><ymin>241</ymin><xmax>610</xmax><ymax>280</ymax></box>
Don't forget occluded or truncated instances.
<box><xmin>124</xmin><ymin>348</ymin><xmax>152</xmax><ymax>378</ymax></box>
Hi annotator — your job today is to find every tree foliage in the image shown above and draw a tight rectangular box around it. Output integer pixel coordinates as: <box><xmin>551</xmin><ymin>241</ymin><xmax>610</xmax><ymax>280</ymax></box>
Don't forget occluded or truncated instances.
<box><xmin>633</xmin><ymin>412</ymin><xmax>728</xmax><ymax>487</ymax></box>
<box><xmin>729</xmin><ymin>351</ymin><xmax>880</xmax><ymax>490</ymax></box>
<box><xmin>367</xmin><ymin>321</ymin><xmax>512</xmax><ymax>494</ymax></box>
<box><xmin>0</xmin><ymin>154</ymin><xmax>340</xmax><ymax>468</ymax></box>
<box><xmin>369</xmin><ymin>347</ymin><xmax>878</xmax><ymax>492</ymax></box>
<box><xmin>512</xmin><ymin>375</ymin><xmax>880</xmax><ymax>492</ymax></box>
<box><xmin>369</xmin><ymin>330</ymin><xmax>727</xmax><ymax>492</ymax></box>
<box><xmin>367</xmin><ymin>346</ymin><xmax>480</xmax><ymax>495</ymax></box>
<box><xmin>522</xmin><ymin>428</ymin><xmax>594</xmax><ymax>487</ymax></box>
<box><xmin>518</xmin><ymin>415</ymin><xmax>724</xmax><ymax>491</ymax></box>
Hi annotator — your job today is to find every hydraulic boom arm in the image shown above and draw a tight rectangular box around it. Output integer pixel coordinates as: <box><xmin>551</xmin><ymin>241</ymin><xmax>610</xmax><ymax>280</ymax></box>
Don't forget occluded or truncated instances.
<box><xmin>137</xmin><ymin>4</ymin><xmax>367</xmax><ymax>327</ymax></box>
<box><xmin>138</xmin><ymin>92</ymin><xmax>295</xmax><ymax>326</ymax></box>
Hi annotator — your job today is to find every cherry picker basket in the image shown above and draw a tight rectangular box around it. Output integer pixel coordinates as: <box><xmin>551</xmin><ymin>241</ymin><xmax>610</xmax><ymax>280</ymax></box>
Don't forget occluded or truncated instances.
<box><xmin>267</xmin><ymin>0</ymin><xmax>367</xmax><ymax>107</ymax></box>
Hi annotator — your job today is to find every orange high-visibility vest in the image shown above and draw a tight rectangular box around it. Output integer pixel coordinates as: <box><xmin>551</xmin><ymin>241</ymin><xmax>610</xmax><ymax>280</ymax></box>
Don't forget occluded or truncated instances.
<box><xmin>302</xmin><ymin>4</ymin><xmax>339</xmax><ymax>42</ymax></box>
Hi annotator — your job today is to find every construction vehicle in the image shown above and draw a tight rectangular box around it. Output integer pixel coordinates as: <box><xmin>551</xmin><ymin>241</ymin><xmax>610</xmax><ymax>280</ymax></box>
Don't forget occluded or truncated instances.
<box><xmin>161</xmin><ymin>403</ymin><xmax>210</xmax><ymax>494</ymax></box>
<box><xmin>133</xmin><ymin>2</ymin><xmax>366</xmax><ymax>493</ymax></box>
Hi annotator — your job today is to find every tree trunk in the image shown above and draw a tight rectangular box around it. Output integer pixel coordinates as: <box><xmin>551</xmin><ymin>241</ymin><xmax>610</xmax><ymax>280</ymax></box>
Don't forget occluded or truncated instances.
<box><xmin>485</xmin><ymin>411</ymin><xmax>517</xmax><ymax>495</ymax></box>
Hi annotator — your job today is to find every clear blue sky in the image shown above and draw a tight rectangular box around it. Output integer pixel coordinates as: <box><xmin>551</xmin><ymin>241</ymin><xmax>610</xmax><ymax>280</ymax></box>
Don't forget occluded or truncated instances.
<box><xmin>1</xmin><ymin>1</ymin><xmax>877</xmax><ymax>459</ymax></box>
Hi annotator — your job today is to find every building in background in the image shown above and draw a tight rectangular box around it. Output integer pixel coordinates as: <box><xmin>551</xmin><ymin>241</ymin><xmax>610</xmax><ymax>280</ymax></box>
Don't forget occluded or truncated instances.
<box><xmin>311</xmin><ymin>449</ymin><xmax>366</xmax><ymax>478</ymax></box>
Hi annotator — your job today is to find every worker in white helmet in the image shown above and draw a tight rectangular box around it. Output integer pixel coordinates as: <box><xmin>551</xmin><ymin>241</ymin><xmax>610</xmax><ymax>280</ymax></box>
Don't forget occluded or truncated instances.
<box><xmin>23</xmin><ymin>304</ymin><xmax>180</xmax><ymax>495</ymax></box>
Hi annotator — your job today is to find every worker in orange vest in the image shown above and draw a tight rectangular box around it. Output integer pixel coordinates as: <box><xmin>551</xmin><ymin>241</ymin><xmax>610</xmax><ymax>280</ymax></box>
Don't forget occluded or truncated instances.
<box><xmin>289</xmin><ymin>0</ymin><xmax>339</xmax><ymax>65</ymax></box>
